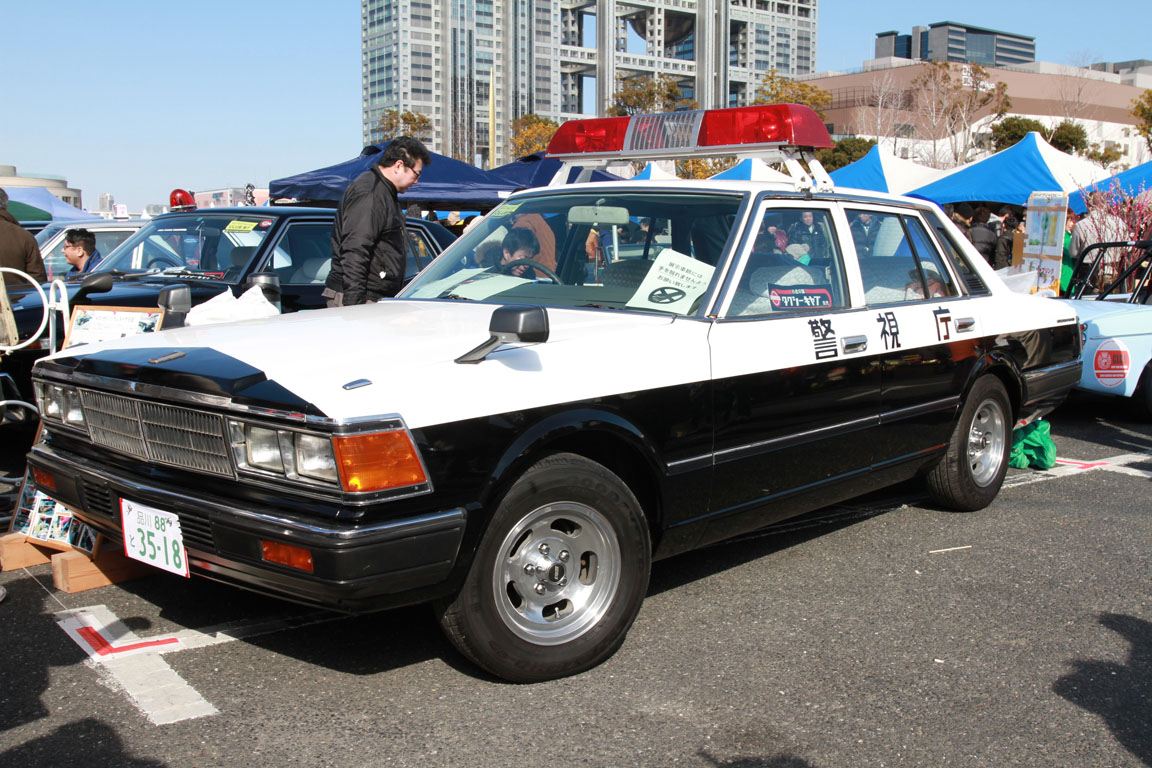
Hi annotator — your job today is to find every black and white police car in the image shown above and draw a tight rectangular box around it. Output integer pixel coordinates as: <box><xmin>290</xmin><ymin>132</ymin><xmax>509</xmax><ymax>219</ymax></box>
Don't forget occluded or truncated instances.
<box><xmin>28</xmin><ymin>105</ymin><xmax>1080</xmax><ymax>682</ymax></box>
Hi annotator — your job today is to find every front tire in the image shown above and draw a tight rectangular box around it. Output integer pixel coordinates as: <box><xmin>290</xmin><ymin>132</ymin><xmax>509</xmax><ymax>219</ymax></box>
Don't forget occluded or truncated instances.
<box><xmin>926</xmin><ymin>376</ymin><xmax>1012</xmax><ymax>511</ymax></box>
<box><xmin>436</xmin><ymin>453</ymin><xmax>651</xmax><ymax>682</ymax></box>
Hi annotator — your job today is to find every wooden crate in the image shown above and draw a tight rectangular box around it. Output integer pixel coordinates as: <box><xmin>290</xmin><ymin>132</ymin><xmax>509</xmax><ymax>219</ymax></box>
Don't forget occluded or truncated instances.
<box><xmin>51</xmin><ymin>546</ymin><xmax>153</xmax><ymax>593</ymax></box>
<box><xmin>0</xmin><ymin>533</ymin><xmax>54</xmax><ymax>570</ymax></box>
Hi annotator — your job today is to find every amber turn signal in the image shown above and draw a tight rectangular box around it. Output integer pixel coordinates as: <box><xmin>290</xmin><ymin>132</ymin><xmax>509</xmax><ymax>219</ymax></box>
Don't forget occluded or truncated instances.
<box><xmin>31</xmin><ymin>466</ymin><xmax>57</xmax><ymax>492</ymax></box>
<box><xmin>331</xmin><ymin>430</ymin><xmax>427</xmax><ymax>493</ymax></box>
<box><xmin>260</xmin><ymin>540</ymin><xmax>314</xmax><ymax>573</ymax></box>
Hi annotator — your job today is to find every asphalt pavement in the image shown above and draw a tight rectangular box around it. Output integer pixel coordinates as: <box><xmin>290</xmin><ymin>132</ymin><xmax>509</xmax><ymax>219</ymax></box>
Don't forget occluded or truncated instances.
<box><xmin>1</xmin><ymin>393</ymin><xmax>1149</xmax><ymax>768</ymax></box>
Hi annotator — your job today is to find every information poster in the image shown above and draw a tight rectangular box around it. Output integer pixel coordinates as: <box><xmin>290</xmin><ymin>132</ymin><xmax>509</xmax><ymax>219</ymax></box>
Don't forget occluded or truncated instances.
<box><xmin>64</xmin><ymin>305</ymin><xmax>165</xmax><ymax>349</ymax></box>
<box><xmin>625</xmin><ymin>250</ymin><xmax>715</xmax><ymax>315</ymax></box>
<box><xmin>1023</xmin><ymin>191</ymin><xmax>1068</xmax><ymax>297</ymax></box>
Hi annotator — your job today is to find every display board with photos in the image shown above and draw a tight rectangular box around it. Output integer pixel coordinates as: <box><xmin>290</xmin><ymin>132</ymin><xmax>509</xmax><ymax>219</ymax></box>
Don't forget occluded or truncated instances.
<box><xmin>9</xmin><ymin>468</ymin><xmax>98</xmax><ymax>554</ymax></box>
<box><xmin>64</xmin><ymin>305</ymin><xmax>165</xmax><ymax>349</ymax></box>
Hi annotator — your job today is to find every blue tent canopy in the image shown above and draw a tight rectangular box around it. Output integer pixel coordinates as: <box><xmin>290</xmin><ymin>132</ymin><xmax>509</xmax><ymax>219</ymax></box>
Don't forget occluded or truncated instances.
<box><xmin>269</xmin><ymin>142</ymin><xmax>518</xmax><ymax>210</ymax></box>
<box><xmin>490</xmin><ymin>152</ymin><xmax>621</xmax><ymax>187</ymax></box>
<box><xmin>2</xmin><ymin>186</ymin><xmax>97</xmax><ymax>222</ymax></box>
<box><xmin>1068</xmin><ymin>159</ymin><xmax>1152</xmax><ymax>214</ymax></box>
<box><xmin>908</xmin><ymin>132</ymin><xmax>1108</xmax><ymax>207</ymax></box>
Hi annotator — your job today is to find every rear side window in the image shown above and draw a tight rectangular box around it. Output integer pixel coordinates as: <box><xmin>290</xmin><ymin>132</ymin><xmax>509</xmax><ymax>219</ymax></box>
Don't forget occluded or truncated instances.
<box><xmin>923</xmin><ymin>210</ymin><xmax>989</xmax><ymax>295</ymax></box>
<box><xmin>852</xmin><ymin>210</ymin><xmax>959</xmax><ymax>304</ymax></box>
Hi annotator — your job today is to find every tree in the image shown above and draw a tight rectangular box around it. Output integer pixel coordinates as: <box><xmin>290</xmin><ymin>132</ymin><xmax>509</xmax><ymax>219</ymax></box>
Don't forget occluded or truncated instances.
<box><xmin>1083</xmin><ymin>142</ymin><xmax>1123</xmax><ymax>168</ymax></box>
<box><xmin>376</xmin><ymin>110</ymin><xmax>433</xmax><ymax>142</ymax></box>
<box><xmin>607</xmin><ymin>74</ymin><xmax>695</xmax><ymax>117</ymax></box>
<box><xmin>753</xmin><ymin>69</ymin><xmax>832</xmax><ymax>118</ymax></box>
<box><xmin>1048</xmin><ymin>120</ymin><xmax>1089</xmax><ymax>155</ymax></box>
<box><xmin>912</xmin><ymin>62</ymin><xmax>1010</xmax><ymax>166</ymax></box>
<box><xmin>1132</xmin><ymin>89</ymin><xmax>1152</xmax><ymax>154</ymax></box>
<box><xmin>815</xmin><ymin>137</ymin><xmax>876</xmax><ymax>172</ymax></box>
<box><xmin>990</xmin><ymin>116</ymin><xmax>1046</xmax><ymax>152</ymax></box>
<box><xmin>852</xmin><ymin>70</ymin><xmax>907</xmax><ymax>153</ymax></box>
<box><xmin>509</xmin><ymin>114</ymin><xmax>560</xmax><ymax>159</ymax></box>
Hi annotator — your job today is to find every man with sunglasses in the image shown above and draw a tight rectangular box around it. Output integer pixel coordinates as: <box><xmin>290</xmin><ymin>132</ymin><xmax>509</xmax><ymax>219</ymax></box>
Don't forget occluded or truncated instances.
<box><xmin>325</xmin><ymin>135</ymin><xmax>431</xmax><ymax>307</ymax></box>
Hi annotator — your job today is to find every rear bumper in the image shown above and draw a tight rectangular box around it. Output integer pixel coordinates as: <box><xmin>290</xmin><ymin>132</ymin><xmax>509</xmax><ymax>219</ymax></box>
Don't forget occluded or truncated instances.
<box><xmin>1022</xmin><ymin>360</ymin><xmax>1082</xmax><ymax>417</ymax></box>
<box><xmin>27</xmin><ymin>443</ymin><xmax>467</xmax><ymax>613</ymax></box>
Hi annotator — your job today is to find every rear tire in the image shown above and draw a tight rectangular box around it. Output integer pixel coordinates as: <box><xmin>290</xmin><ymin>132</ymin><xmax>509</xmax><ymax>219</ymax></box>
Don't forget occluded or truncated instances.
<box><xmin>436</xmin><ymin>453</ymin><xmax>651</xmax><ymax>682</ymax></box>
<box><xmin>1130</xmin><ymin>362</ymin><xmax>1152</xmax><ymax>421</ymax></box>
<box><xmin>926</xmin><ymin>376</ymin><xmax>1012</xmax><ymax>512</ymax></box>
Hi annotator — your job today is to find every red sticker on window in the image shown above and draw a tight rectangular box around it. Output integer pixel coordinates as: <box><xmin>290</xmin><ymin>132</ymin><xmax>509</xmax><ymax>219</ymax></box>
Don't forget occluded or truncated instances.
<box><xmin>768</xmin><ymin>286</ymin><xmax>832</xmax><ymax>309</ymax></box>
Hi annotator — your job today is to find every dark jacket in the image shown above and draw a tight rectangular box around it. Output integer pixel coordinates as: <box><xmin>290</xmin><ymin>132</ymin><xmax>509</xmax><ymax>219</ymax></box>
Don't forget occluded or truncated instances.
<box><xmin>0</xmin><ymin>209</ymin><xmax>47</xmax><ymax>284</ymax></box>
<box><xmin>326</xmin><ymin>168</ymin><xmax>405</xmax><ymax>304</ymax></box>
<box><xmin>969</xmin><ymin>223</ymin><xmax>997</xmax><ymax>266</ymax></box>
<box><xmin>993</xmin><ymin>233</ymin><xmax>1014</xmax><ymax>271</ymax></box>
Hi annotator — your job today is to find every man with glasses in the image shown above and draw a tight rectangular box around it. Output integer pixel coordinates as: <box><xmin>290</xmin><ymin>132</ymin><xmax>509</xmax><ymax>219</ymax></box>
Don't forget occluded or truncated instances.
<box><xmin>63</xmin><ymin>228</ymin><xmax>103</xmax><ymax>275</ymax></box>
<box><xmin>325</xmin><ymin>136</ymin><xmax>431</xmax><ymax>307</ymax></box>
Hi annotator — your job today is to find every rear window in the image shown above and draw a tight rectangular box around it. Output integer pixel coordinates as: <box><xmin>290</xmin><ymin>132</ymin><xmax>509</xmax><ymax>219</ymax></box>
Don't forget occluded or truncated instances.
<box><xmin>923</xmin><ymin>210</ymin><xmax>989</xmax><ymax>295</ymax></box>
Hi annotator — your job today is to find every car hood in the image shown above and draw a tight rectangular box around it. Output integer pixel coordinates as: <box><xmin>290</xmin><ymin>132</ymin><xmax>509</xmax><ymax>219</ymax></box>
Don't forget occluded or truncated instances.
<box><xmin>1064</xmin><ymin>297</ymin><xmax>1152</xmax><ymax>333</ymax></box>
<box><xmin>44</xmin><ymin>301</ymin><xmax>711</xmax><ymax>429</ymax></box>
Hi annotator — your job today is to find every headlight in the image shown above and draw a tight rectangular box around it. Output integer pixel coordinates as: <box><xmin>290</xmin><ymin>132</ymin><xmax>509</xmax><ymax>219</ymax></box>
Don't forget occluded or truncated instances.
<box><xmin>229</xmin><ymin>420</ymin><xmax>338</xmax><ymax>487</ymax></box>
<box><xmin>245</xmin><ymin>425</ymin><xmax>284</xmax><ymax>473</ymax></box>
<box><xmin>295</xmin><ymin>433</ymin><xmax>337</xmax><ymax>482</ymax></box>
<box><xmin>36</xmin><ymin>382</ymin><xmax>84</xmax><ymax>426</ymax></box>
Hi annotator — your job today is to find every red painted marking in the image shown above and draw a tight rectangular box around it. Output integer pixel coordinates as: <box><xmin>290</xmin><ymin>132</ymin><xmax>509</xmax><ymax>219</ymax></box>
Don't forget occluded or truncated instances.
<box><xmin>1054</xmin><ymin>458</ymin><xmax>1110</xmax><ymax>470</ymax></box>
<box><xmin>76</xmin><ymin>626</ymin><xmax>180</xmax><ymax>656</ymax></box>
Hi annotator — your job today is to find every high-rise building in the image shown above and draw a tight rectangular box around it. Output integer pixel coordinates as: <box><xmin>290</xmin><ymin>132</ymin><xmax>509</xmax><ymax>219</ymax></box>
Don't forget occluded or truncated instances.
<box><xmin>98</xmin><ymin>192</ymin><xmax>115</xmax><ymax>212</ymax></box>
<box><xmin>875</xmin><ymin>22</ymin><xmax>1034</xmax><ymax>68</ymax></box>
<box><xmin>362</xmin><ymin>0</ymin><xmax>819</xmax><ymax>167</ymax></box>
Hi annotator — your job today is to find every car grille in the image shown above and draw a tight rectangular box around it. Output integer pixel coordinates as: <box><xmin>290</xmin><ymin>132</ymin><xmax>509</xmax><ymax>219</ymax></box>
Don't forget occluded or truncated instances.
<box><xmin>78</xmin><ymin>389</ymin><xmax>233</xmax><ymax>477</ymax></box>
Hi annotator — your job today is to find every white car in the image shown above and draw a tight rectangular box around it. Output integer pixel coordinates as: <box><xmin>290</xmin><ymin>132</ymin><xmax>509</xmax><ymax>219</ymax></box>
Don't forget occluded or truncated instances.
<box><xmin>28</xmin><ymin>104</ymin><xmax>1080</xmax><ymax>682</ymax></box>
<box><xmin>1063</xmin><ymin>240</ymin><xmax>1152</xmax><ymax>417</ymax></box>
<box><xmin>34</xmin><ymin>219</ymin><xmax>148</xmax><ymax>280</ymax></box>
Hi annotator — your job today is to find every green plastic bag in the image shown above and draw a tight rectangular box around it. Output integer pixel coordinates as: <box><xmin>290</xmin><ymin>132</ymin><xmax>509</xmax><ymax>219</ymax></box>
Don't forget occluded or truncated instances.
<box><xmin>1009</xmin><ymin>419</ymin><xmax>1057</xmax><ymax>470</ymax></box>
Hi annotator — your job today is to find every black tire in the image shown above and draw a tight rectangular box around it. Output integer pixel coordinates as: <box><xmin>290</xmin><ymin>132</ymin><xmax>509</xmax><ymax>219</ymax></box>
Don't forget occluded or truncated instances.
<box><xmin>436</xmin><ymin>453</ymin><xmax>651</xmax><ymax>682</ymax></box>
<box><xmin>926</xmin><ymin>376</ymin><xmax>1012</xmax><ymax>512</ymax></box>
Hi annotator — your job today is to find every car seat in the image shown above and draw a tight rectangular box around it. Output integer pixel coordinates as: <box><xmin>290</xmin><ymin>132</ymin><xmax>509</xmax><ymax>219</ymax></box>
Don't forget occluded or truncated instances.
<box><xmin>601</xmin><ymin>258</ymin><xmax>653</xmax><ymax>289</ymax></box>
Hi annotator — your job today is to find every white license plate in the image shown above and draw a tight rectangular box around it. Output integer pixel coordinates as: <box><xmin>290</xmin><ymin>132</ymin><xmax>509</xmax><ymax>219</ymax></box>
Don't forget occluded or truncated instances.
<box><xmin>120</xmin><ymin>499</ymin><xmax>190</xmax><ymax>577</ymax></box>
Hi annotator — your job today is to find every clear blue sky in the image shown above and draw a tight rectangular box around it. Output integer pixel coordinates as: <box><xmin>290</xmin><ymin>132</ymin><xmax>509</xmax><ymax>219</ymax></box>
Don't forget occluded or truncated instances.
<box><xmin>2</xmin><ymin>1</ymin><xmax>1147</xmax><ymax>210</ymax></box>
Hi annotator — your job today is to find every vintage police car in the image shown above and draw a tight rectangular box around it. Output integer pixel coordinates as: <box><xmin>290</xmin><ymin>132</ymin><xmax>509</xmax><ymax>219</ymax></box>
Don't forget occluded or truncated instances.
<box><xmin>27</xmin><ymin>105</ymin><xmax>1080</xmax><ymax>682</ymax></box>
<box><xmin>1064</xmin><ymin>238</ymin><xmax>1152</xmax><ymax>417</ymax></box>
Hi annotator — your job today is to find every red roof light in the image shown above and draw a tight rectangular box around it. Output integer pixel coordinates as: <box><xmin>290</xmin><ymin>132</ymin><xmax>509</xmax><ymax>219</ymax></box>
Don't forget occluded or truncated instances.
<box><xmin>698</xmin><ymin>104</ymin><xmax>833</xmax><ymax>150</ymax></box>
<box><xmin>546</xmin><ymin>116</ymin><xmax>631</xmax><ymax>157</ymax></box>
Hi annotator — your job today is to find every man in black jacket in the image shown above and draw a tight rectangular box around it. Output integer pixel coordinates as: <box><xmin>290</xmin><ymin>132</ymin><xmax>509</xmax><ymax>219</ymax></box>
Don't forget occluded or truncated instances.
<box><xmin>324</xmin><ymin>136</ymin><xmax>431</xmax><ymax>307</ymax></box>
<box><xmin>0</xmin><ymin>188</ymin><xmax>47</xmax><ymax>285</ymax></box>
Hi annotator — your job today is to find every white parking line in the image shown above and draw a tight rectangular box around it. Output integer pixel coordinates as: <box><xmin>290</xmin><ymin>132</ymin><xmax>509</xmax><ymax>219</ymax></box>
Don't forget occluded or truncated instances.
<box><xmin>1002</xmin><ymin>451</ymin><xmax>1151</xmax><ymax>488</ymax></box>
<box><xmin>55</xmin><ymin>604</ymin><xmax>342</xmax><ymax>724</ymax></box>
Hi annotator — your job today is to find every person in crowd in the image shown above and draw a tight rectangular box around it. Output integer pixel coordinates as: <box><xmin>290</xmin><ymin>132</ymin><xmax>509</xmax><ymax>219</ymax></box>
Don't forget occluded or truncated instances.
<box><xmin>950</xmin><ymin>202</ymin><xmax>974</xmax><ymax>242</ymax></box>
<box><xmin>0</xmin><ymin>188</ymin><xmax>47</xmax><ymax>284</ymax></box>
<box><xmin>969</xmin><ymin>207</ymin><xmax>997</xmax><ymax>266</ymax></box>
<box><xmin>850</xmin><ymin>211</ymin><xmax>879</xmax><ymax>257</ymax></box>
<box><xmin>993</xmin><ymin>215</ymin><xmax>1020</xmax><ymax>271</ymax></box>
<box><xmin>786</xmin><ymin>211</ymin><xmax>828</xmax><ymax>262</ymax></box>
<box><xmin>325</xmin><ymin>136</ymin><xmax>430</xmax><ymax>307</ymax></box>
<box><xmin>499</xmin><ymin>227</ymin><xmax>541</xmax><ymax>277</ymax></box>
<box><xmin>63</xmin><ymin>228</ymin><xmax>103</xmax><ymax>275</ymax></box>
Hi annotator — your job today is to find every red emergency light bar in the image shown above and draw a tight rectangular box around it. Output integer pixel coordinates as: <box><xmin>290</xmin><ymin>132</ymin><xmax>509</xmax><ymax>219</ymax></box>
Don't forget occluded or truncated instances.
<box><xmin>546</xmin><ymin>103</ymin><xmax>832</xmax><ymax>162</ymax></box>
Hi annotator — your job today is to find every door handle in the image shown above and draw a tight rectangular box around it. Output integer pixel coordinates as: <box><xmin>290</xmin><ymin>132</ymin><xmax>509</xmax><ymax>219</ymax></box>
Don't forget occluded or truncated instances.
<box><xmin>956</xmin><ymin>317</ymin><xmax>975</xmax><ymax>332</ymax></box>
<box><xmin>842</xmin><ymin>335</ymin><xmax>868</xmax><ymax>353</ymax></box>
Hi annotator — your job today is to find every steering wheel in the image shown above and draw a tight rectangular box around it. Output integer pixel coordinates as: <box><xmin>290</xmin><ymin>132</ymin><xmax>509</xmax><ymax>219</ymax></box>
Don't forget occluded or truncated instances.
<box><xmin>146</xmin><ymin>255</ymin><xmax>183</xmax><ymax>270</ymax></box>
<box><xmin>497</xmin><ymin>258</ymin><xmax>561</xmax><ymax>284</ymax></box>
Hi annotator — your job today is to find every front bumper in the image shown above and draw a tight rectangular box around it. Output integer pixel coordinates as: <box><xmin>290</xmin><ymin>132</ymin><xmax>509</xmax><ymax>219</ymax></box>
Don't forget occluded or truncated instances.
<box><xmin>27</xmin><ymin>443</ymin><xmax>467</xmax><ymax>613</ymax></box>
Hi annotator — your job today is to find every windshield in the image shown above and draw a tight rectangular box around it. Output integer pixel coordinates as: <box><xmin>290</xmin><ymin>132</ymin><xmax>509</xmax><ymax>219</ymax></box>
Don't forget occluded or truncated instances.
<box><xmin>400</xmin><ymin>189</ymin><xmax>745</xmax><ymax>316</ymax></box>
<box><xmin>93</xmin><ymin>213</ymin><xmax>276</xmax><ymax>284</ymax></box>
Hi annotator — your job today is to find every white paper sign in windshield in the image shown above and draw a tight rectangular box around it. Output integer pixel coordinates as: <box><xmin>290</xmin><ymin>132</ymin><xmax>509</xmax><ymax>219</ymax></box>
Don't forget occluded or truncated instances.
<box><xmin>624</xmin><ymin>249</ymin><xmax>715</xmax><ymax>314</ymax></box>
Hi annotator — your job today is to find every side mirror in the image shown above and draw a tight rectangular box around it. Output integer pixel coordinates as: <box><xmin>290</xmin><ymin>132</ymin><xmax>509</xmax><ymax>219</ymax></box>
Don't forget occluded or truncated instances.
<box><xmin>73</xmin><ymin>271</ymin><xmax>115</xmax><ymax>303</ymax></box>
<box><xmin>157</xmin><ymin>284</ymin><xmax>192</xmax><ymax>329</ymax></box>
<box><xmin>246</xmin><ymin>272</ymin><xmax>281</xmax><ymax>312</ymax></box>
<box><xmin>455</xmin><ymin>305</ymin><xmax>549</xmax><ymax>364</ymax></box>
